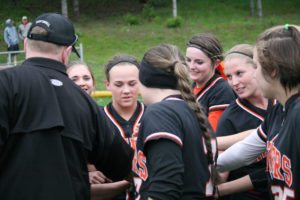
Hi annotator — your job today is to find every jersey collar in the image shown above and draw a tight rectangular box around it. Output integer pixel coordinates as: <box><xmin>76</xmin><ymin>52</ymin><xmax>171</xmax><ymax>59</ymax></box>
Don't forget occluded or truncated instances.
<box><xmin>23</xmin><ymin>57</ymin><xmax>67</xmax><ymax>75</ymax></box>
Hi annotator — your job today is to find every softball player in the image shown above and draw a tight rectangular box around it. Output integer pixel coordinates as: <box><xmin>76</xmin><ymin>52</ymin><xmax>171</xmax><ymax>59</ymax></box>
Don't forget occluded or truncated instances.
<box><xmin>217</xmin><ymin>25</ymin><xmax>300</xmax><ymax>199</ymax></box>
<box><xmin>134</xmin><ymin>44</ymin><xmax>217</xmax><ymax>199</ymax></box>
<box><xmin>104</xmin><ymin>54</ymin><xmax>146</xmax><ymax>200</ymax></box>
<box><xmin>216</xmin><ymin>44</ymin><xmax>275</xmax><ymax>199</ymax></box>
<box><xmin>186</xmin><ymin>33</ymin><xmax>237</xmax><ymax>131</ymax></box>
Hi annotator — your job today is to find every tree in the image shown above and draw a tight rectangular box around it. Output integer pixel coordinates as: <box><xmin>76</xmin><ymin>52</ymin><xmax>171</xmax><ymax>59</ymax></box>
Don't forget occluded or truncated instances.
<box><xmin>61</xmin><ymin>0</ymin><xmax>68</xmax><ymax>17</ymax></box>
<box><xmin>172</xmin><ymin>0</ymin><xmax>177</xmax><ymax>18</ymax></box>
<box><xmin>73</xmin><ymin>0</ymin><xmax>80</xmax><ymax>18</ymax></box>
<box><xmin>250</xmin><ymin>0</ymin><xmax>263</xmax><ymax>19</ymax></box>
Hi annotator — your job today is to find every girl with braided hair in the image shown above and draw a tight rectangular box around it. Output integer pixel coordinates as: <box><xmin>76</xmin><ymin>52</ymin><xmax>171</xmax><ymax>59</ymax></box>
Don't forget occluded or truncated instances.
<box><xmin>133</xmin><ymin>44</ymin><xmax>218</xmax><ymax>199</ymax></box>
<box><xmin>186</xmin><ymin>33</ymin><xmax>236</xmax><ymax>131</ymax></box>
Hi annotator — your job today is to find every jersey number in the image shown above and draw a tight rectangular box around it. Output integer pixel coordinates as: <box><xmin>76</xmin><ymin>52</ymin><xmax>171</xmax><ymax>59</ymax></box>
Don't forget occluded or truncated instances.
<box><xmin>134</xmin><ymin>177</ymin><xmax>142</xmax><ymax>200</ymax></box>
<box><xmin>271</xmin><ymin>186</ymin><xmax>295</xmax><ymax>200</ymax></box>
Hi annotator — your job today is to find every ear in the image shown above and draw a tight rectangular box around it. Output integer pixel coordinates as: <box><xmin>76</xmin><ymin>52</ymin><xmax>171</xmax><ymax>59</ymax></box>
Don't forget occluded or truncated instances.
<box><xmin>105</xmin><ymin>80</ymin><xmax>110</xmax><ymax>90</ymax></box>
<box><xmin>271</xmin><ymin>68</ymin><xmax>278</xmax><ymax>79</ymax></box>
<box><xmin>62</xmin><ymin>46</ymin><xmax>72</xmax><ymax>66</ymax></box>
<box><xmin>213</xmin><ymin>59</ymin><xmax>221</xmax><ymax>69</ymax></box>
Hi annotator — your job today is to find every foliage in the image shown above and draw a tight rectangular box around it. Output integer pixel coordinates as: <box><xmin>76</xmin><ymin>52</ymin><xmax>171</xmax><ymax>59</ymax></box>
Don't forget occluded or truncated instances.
<box><xmin>1</xmin><ymin>0</ymin><xmax>300</xmax><ymax>105</ymax></box>
<box><xmin>165</xmin><ymin>16</ymin><xmax>183</xmax><ymax>28</ymax></box>
<box><xmin>142</xmin><ymin>4</ymin><xmax>156</xmax><ymax>21</ymax></box>
<box><xmin>124</xmin><ymin>14</ymin><xmax>140</xmax><ymax>25</ymax></box>
<box><xmin>145</xmin><ymin>0</ymin><xmax>170</xmax><ymax>7</ymax></box>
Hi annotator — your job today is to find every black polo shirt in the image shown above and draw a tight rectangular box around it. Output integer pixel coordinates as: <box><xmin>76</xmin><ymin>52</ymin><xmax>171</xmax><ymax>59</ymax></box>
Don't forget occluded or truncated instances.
<box><xmin>0</xmin><ymin>57</ymin><xmax>133</xmax><ymax>200</ymax></box>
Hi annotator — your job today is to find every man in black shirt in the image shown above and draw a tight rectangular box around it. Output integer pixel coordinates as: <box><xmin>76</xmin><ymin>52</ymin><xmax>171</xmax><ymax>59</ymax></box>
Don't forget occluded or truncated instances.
<box><xmin>0</xmin><ymin>13</ymin><xmax>133</xmax><ymax>200</ymax></box>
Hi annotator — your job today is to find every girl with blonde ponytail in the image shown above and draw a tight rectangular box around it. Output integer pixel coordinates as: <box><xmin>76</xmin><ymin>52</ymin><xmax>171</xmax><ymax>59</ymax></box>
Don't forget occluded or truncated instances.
<box><xmin>133</xmin><ymin>44</ymin><xmax>218</xmax><ymax>199</ymax></box>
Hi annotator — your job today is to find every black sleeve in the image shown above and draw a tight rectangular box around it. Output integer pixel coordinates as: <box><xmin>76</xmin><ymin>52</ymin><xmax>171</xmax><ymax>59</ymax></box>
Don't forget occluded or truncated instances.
<box><xmin>0</xmin><ymin>72</ymin><xmax>10</xmax><ymax>154</ymax></box>
<box><xmin>146</xmin><ymin>139</ymin><xmax>184</xmax><ymax>200</ymax></box>
<box><xmin>89</xmin><ymin>108</ymin><xmax>134</xmax><ymax>182</ymax></box>
<box><xmin>249</xmin><ymin>168</ymin><xmax>268</xmax><ymax>192</ymax></box>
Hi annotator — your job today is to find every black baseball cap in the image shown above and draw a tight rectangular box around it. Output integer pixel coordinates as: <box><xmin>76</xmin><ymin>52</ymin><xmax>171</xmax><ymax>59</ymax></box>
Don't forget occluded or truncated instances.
<box><xmin>27</xmin><ymin>13</ymin><xmax>80</xmax><ymax>58</ymax></box>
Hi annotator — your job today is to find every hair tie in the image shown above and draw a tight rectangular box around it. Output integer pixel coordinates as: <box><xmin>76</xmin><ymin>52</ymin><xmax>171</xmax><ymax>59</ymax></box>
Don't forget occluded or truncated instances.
<box><xmin>173</xmin><ymin>61</ymin><xmax>178</xmax><ymax>66</ymax></box>
<box><xmin>284</xmin><ymin>24</ymin><xmax>289</xmax><ymax>30</ymax></box>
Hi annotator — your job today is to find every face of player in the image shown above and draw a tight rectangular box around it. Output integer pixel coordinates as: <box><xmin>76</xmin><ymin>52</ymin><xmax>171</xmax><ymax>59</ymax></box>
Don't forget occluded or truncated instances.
<box><xmin>106</xmin><ymin>63</ymin><xmax>139</xmax><ymax>110</ymax></box>
<box><xmin>67</xmin><ymin>64</ymin><xmax>95</xmax><ymax>95</ymax></box>
<box><xmin>225</xmin><ymin>57</ymin><xmax>261</xmax><ymax>100</ymax></box>
<box><xmin>253</xmin><ymin>48</ymin><xmax>275</xmax><ymax>99</ymax></box>
<box><xmin>186</xmin><ymin>47</ymin><xmax>216</xmax><ymax>87</ymax></box>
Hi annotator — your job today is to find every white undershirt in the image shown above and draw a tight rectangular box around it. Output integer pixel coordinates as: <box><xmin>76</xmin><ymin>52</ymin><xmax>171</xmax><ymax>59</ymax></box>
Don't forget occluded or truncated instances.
<box><xmin>217</xmin><ymin>129</ymin><xmax>266</xmax><ymax>172</ymax></box>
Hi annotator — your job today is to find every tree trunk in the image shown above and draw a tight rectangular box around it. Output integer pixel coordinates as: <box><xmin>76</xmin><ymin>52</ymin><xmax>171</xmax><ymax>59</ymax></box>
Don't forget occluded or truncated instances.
<box><xmin>257</xmin><ymin>0</ymin><xmax>263</xmax><ymax>19</ymax></box>
<box><xmin>172</xmin><ymin>0</ymin><xmax>177</xmax><ymax>18</ymax></box>
<box><xmin>61</xmin><ymin>0</ymin><xmax>68</xmax><ymax>18</ymax></box>
<box><xmin>73</xmin><ymin>0</ymin><xmax>79</xmax><ymax>18</ymax></box>
<box><xmin>250</xmin><ymin>0</ymin><xmax>254</xmax><ymax>17</ymax></box>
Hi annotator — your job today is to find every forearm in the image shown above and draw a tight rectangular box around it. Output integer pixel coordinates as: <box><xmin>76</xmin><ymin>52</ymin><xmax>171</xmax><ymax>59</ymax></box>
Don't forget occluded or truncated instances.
<box><xmin>217</xmin><ymin>175</ymin><xmax>253</xmax><ymax>196</ymax></box>
<box><xmin>91</xmin><ymin>181</ymin><xmax>130</xmax><ymax>200</ymax></box>
<box><xmin>217</xmin><ymin>129</ymin><xmax>254</xmax><ymax>151</ymax></box>
<box><xmin>217</xmin><ymin>130</ymin><xmax>266</xmax><ymax>172</ymax></box>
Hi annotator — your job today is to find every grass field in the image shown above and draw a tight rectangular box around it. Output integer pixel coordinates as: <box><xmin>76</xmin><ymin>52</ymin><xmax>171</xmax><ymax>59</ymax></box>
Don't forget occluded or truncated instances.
<box><xmin>1</xmin><ymin>0</ymin><xmax>299</xmax><ymax>105</ymax></box>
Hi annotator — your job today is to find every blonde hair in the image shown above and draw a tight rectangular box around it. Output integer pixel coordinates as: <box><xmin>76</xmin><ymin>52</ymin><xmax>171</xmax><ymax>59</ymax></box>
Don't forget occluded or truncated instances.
<box><xmin>256</xmin><ymin>24</ymin><xmax>300</xmax><ymax>91</ymax></box>
<box><xmin>27</xmin><ymin>26</ymin><xmax>64</xmax><ymax>56</ymax></box>
<box><xmin>143</xmin><ymin>44</ymin><xmax>217</xmax><ymax>188</ymax></box>
<box><xmin>225</xmin><ymin>44</ymin><xmax>254</xmax><ymax>66</ymax></box>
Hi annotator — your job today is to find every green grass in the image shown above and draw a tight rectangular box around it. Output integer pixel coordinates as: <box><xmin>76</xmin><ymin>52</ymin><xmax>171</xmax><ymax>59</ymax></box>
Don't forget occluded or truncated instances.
<box><xmin>1</xmin><ymin>0</ymin><xmax>299</xmax><ymax>106</ymax></box>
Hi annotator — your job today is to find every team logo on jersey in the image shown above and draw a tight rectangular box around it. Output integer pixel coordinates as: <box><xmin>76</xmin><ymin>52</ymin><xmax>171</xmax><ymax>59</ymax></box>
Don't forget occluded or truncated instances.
<box><xmin>132</xmin><ymin>150</ymin><xmax>148</xmax><ymax>181</ymax></box>
<box><xmin>50</xmin><ymin>79</ymin><xmax>63</xmax><ymax>87</ymax></box>
<box><xmin>266</xmin><ymin>140</ymin><xmax>293</xmax><ymax>187</ymax></box>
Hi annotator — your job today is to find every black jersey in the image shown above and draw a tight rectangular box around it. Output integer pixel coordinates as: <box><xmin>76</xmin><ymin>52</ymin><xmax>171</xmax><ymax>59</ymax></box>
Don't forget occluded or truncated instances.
<box><xmin>0</xmin><ymin>58</ymin><xmax>133</xmax><ymax>200</ymax></box>
<box><xmin>104</xmin><ymin>101</ymin><xmax>145</xmax><ymax>151</ymax></box>
<box><xmin>133</xmin><ymin>95</ymin><xmax>217</xmax><ymax>200</ymax></box>
<box><xmin>216</xmin><ymin>98</ymin><xmax>276</xmax><ymax>199</ymax></box>
<box><xmin>256</xmin><ymin>94</ymin><xmax>300</xmax><ymax>199</ymax></box>
<box><xmin>194</xmin><ymin>73</ymin><xmax>236</xmax><ymax>115</ymax></box>
<box><xmin>104</xmin><ymin>101</ymin><xmax>145</xmax><ymax>200</ymax></box>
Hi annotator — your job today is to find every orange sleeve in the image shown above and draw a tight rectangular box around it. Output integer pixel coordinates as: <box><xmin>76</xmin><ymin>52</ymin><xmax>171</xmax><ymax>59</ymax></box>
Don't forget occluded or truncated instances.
<box><xmin>208</xmin><ymin>110</ymin><xmax>224</xmax><ymax>132</ymax></box>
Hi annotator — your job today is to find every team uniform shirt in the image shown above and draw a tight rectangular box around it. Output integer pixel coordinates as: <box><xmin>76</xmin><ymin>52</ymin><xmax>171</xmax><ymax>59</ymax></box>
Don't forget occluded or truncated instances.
<box><xmin>103</xmin><ymin>101</ymin><xmax>146</xmax><ymax>200</ymax></box>
<box><xmin>256</xmin><ymin>94</ymin><xmax>300</xmax><ymax>199</ymax></box>
<box><xmin>216</xmin><ymin>98</ymin><xmax>276</xmax><ymax>200</ymax></box>
<box><xmin>193</xmin><ymin>73</ymin><xmax>236</xmax><ymax>131</ymax></box>
<box><xmin>133</xmin><ymin>95</ymin><xmax>217</xmax><ymax>200</ymax></box>
<box><xmin>194</xmin><ymin>73</ymin><xmax>236</xmax><ymax>115</ymax></box>
<box><xmin>0</xmin><ymin>57</ymin><xmax>133</xmax><ymax>200</ymax></box>
<box><xmin>104</xmin><ymin>101</ymin><xmax>145</xmax><ymax>151</ymax></box>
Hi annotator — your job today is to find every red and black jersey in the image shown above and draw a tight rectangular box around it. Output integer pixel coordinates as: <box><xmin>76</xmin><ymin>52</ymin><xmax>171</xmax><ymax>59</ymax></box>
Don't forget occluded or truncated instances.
<box><xmin>104</xmin><ymin>101</ymin><xmax>145</xmax><ymax>200</ymax></box>
<box><xmin>193</xmin><ymin>73</ymin><xmax>236</xmax><ymax>115</ymax></box>
<box><xmin>216</xmin><ymin>98</ymin><xmax>276</xmax><ymax>199</ymax></box>
<box><xmin>256</xmin><ymin>94</ymin><xmax>300</xmax><ymax>199</ymax></box>
<box><xmin>133</xmin><ymin>95</ymin><xmax>217</xmax><ymax>200</ymax></box>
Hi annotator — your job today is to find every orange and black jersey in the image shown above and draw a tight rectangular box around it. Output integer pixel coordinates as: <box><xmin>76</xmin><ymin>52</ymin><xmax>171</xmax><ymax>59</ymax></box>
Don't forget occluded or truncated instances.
<box><xmin>216</xmin><ymin>98</ymin><xmax>276</xmax><ymax>199</ymax></box>
<box><xmin>256</xmin><ymin>94</ymin><xmax>300</xmax><ymax>199</ymax></box>
<box><xmin>133</xmin><ymin>95</ymin><xmax>217</xmax><ymax>200</ymax></box>
<box><xmin>193</xmin><ymin>73</ymin><xmax>236</xmax><ymax>115</ymax></box>
<box><xmin>103</xmin><ymin>101</ymin><xmax>145</xmax><ymax>200</ymax></box>
<box><xmin>193</xmin><ymin>73</ymin><xmax>236</xmax><ymax>131</ymax></box>
<box><xmin>103</xmin><ymin>101</ymin><xmax>145</xmax><ymax>151</ymax></box>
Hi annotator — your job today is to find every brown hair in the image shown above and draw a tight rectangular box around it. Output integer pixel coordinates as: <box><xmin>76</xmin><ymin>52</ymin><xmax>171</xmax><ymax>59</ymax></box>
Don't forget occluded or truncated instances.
<box><xmin>105</xmin><ymin>54</ymin><xmax>140</xmax><ymax>82</ymax></box>
<box><xmin>27</xmin><ymin>26</ymin><xmax>64</xmax><ymax>55</ymax></box>
<box><xmin>67</xmin><ymin>61</ymin><xmax>95</xmax><ymax>86</ymax></box>
<box><xmin>187</xmin><ymin>33</ymin><xmax>223</xmax><ymax>66</ymax></box>
<box><xmin>256</xmin><ymin>25</ymin><xmax>300</xmax><ymax>91</ymax></box>
<box><xmin>143</xmin><ymin>44</ymin><xmax>217</xmax><ymax>189</ymax></box>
